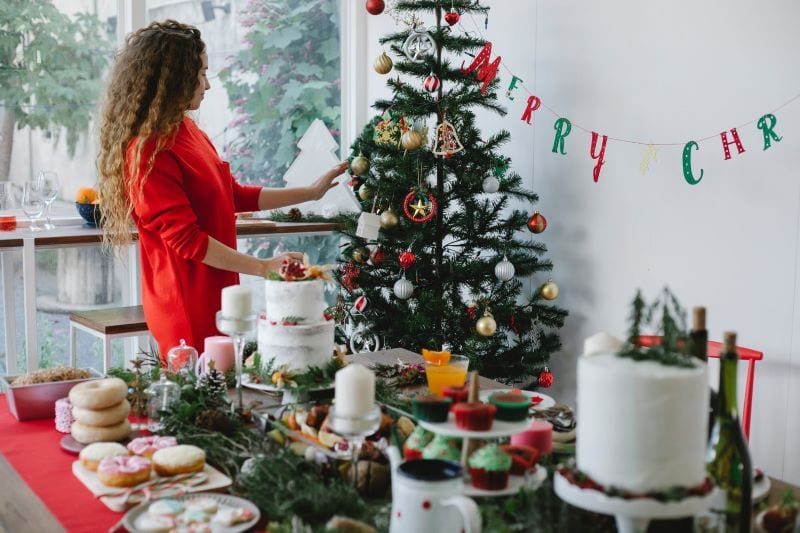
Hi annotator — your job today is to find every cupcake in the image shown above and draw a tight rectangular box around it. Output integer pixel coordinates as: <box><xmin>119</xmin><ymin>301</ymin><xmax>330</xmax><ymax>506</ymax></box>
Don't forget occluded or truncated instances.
<box><xmin>442</xmin><ymin>385</ymin><xmax>469</xmax><ymax>407</ymax></box>
<box><xmin>500</xmin><ymin>444</ymin><xmax>540</xmax><ymax>475</ymax></box>
<box><xmin>422</xmin><ymin>434</ymin><xmax>461</xmax><ymax>462</ymax></box>
<box><xmin>411</xmin><ymin>395</ymin><xmax>452</xmax><ymax>423</ymax></box>
<box><xmin>403</xmin><ymin>426</ymin><xmax>434</xmax><ymax>460</ymax></box>
<box><xmin>468</xmin><ymin>443</ymin><xmax>512</xmax><ymax>490</ymax></box>
<box><xmin>488</xmin><ymin>393</ymin><xmax>530</xmax><ymax>422</ymax></box>
<box><xmin>452</xmin><ymin>402</ymin><xmax>496</xmax><ymax>431</ymax></box>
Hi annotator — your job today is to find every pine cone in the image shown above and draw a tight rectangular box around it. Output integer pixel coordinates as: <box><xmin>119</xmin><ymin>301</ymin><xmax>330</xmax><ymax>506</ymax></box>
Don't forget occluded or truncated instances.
<box><xmin>195</xmin><ymin>408</ymin><xmax>235</xmax><ymax>435</ymax></box>
<box><xmin>288</xmin><ymin>208</ymin><xmax>302</xmax><ymax>222</ymax></box>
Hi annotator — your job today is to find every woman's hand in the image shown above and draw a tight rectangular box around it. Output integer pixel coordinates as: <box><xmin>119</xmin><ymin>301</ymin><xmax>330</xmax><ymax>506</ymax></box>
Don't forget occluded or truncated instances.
<box><xmin>262</xmin><ymin>252</ymin><xmax>304</xmax><ymax>277</ymax></box>
<box><xmin>309</xmin><ymin>161</ymin><xmax>349</xmax><ymax>200</ymax></box>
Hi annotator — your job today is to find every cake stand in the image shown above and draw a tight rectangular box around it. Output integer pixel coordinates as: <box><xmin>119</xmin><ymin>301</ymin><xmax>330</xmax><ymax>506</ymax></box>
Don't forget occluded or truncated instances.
<box><xmin>462</xmin><ymin>466</ymin><xmax>547</xmax><ymax>498</ymax></box>
<box><xmin>241</xmin><ymin>374</ymin><xmax>334</xmax><ymax>404</ymax></box>
<box><xmin>554</xmin><ymin>471</ymin><xmax>717</xmax><ymax>533</ymax></box>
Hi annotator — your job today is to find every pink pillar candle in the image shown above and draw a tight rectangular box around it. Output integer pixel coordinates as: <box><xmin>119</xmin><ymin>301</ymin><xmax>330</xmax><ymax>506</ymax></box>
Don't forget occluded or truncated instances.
<box><xmin>511</xmin><ymin>419</ymin><xmax>553</xmax><ymax>454</ymax></box>
<box><xmin>201</xmin><ymin>336</ymin><xmax>235</xmax><ymax>373</ymax></box>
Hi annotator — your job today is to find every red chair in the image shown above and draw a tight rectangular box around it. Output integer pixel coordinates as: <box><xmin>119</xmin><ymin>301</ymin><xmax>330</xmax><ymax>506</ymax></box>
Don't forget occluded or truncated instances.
<box><xmin>637</xmin><ymin>335</ymin><xmax>763</xmax><ymax>440</ymax></box>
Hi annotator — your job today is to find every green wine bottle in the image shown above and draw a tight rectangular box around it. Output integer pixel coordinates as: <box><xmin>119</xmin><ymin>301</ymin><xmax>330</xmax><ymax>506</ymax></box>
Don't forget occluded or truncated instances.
<box><xmin>706</xmin><ymin>331</ymin><xmax>753</xmax><ymax>532</ymax></box>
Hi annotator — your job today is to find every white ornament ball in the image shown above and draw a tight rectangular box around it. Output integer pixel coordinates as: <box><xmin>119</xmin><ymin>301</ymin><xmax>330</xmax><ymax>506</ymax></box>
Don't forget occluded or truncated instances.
<box><xmin>393</xmin><ymin>277</ymin><xmax>414</xmax><ymax>300</ymax></box>
<box><xmin>482</xmin><ymin>176</ymin><xmax>500</xmax><ymax>193</ymax></box>
<box><xmin>494</xmin><ymin>256</ymin><xmax>515</xmax><ymax>281</ymax></box>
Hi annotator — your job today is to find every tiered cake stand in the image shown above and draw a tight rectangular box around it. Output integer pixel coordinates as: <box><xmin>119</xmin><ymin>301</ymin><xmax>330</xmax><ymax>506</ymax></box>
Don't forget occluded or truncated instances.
<box><xmin>419</xmin><ymin>415</ymin><xmax>548</xmax><ymax>496</ymax></box>
<box><xmin>554</xmin><ymin>471</ymin><xmax>717</xmax><ymax>533</ymax></box>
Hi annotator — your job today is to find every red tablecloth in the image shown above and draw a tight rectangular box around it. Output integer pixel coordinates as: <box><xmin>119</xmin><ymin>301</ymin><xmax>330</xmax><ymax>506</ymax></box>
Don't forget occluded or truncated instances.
<box><xmin>0</xmin><ymin>396</ymin><xmax>121</xmax><ymax>532</ymax></box>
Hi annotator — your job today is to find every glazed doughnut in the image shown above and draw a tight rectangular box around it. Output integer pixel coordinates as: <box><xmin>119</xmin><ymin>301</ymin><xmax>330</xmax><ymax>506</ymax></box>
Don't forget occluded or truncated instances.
<box><xmin>97</xmin><ymin>455</ymin><xmax>151</xmax><ymax>487</ymax></box>
<box><xmin>79</xmin><ymin>442</ymin><xmax>129</xmax><ymax>471</ymax></box>
<box><xmin>69</xmin><ymin>378</ymin><xmax>128</xmax><ymax>410</ymax></box>
<box><xmin>152</xmin><ymin>445</ymin><xmax>205</xmax><ymax>476</ymax></box>
<box><xmin>71</xmin><ymin>420</ymin><xmax>131</xmax><ymax>444</ymax></box>
<box><xmin>127</xmin><ymin>436</ymin><xmax>177</xmax><ymax>458</ymax></box>
<box><xmin>72</xmin><ymin>399</ymin><xmax>131</xmax><ymax>427</ymax></box>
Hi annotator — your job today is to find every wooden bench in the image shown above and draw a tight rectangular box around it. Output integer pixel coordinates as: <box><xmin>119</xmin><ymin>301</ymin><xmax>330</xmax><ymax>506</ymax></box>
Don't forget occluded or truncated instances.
<box><xmin>69</xmin><ymin>306</ymin><xmax>150</xmax><ymax>374</ymax></box>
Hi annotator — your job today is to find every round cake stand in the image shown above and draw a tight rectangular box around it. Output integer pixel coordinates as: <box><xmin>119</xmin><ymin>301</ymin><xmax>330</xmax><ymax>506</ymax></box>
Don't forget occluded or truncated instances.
<box><xmin>241</xmin><ymin>374</ymin><xmax>333</xmax><ymax>404</ymax></box>
<box><xmin>553</xmin><ymin>472</ymin><xmax>717</xmax><ymax>533</ymax></box>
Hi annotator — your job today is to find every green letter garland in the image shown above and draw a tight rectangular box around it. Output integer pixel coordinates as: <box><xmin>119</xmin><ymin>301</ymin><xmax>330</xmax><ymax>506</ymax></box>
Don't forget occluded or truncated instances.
<box><xmin>720</xmin><ymin>128</ymin><xmax>746</xmax><ymax>160</ymax></box>
<box><xmin>552</xmin><ymin>118</ymin><xmax>572</xmax><ymax>155</ymax></box>
<box><xmin>682</xmin><ymin>141</ymin><xmax>704</xmax><ymax>185</ymax></box>
<box><xmin>757</xmin><ymin>114</ymin><xmax>782</xmax><ymax>150</ymax></box>
<box><xmin>521</xmin><ymin>95</ymin><xmax>542</xmax><ymax>125</ymax></box>
<box><xmin>590</xmin><ymin>132</ymin><xmax>608</xmax><ymax>183</ymax></box>
<box><xmin>506</xmin><ymin>75</ymin><xmax>523</xmax><ymax>100</ymax></box>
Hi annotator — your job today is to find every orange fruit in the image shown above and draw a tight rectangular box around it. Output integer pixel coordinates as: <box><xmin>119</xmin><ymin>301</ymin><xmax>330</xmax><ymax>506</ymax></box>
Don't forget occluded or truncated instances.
<box><xmin>421</xmin><ymin>348</ymin><xmax>451</xmax><ymax>365</ymax></box>
<box><xmin>75</xmin><ymin>186</ymin><xmax>97</xmax><ymax>204</ymax></box>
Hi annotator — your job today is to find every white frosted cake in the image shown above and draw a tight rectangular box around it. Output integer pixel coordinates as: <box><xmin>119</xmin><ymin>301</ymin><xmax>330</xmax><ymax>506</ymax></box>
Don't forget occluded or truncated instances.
<box><xmin>576</xmin><ymin>353</ymin><xmax>708</xmax><ymax>493</ymax></box>
<box><xmin>257</xmin><ymin>279</ymin><xmax>335</xmax><ymax>372</ymax></box>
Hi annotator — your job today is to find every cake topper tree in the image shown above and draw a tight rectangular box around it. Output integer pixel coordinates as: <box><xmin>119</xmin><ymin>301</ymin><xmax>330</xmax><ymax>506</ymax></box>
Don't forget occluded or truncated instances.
<box><xmin>336</xmin><ymin>1</ymin><xmax>567</xmax><ymax>384</ymax></box>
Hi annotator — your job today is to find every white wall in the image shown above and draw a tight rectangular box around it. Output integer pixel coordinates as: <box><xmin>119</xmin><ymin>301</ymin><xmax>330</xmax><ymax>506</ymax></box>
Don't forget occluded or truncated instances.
<box><xmin>365</xmin><ymin>1</ymin><xmax>800</xmax><ymax>483</ymax></box>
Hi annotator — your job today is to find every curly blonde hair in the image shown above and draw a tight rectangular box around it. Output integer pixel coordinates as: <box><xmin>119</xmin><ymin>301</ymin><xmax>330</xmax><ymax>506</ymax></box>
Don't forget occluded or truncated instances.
<box><xmin>97</xmin><ymin>20</ymin><xmax>205</xmax><ymax>251</ymax></box>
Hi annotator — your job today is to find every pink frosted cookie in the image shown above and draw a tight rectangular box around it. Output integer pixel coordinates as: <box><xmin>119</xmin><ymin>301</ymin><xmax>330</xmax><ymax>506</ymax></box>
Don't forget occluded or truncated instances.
<box><xmin>97</xmin><ymin>455</ymin><xmax>151</xmax><ymax>487</ymax></box>
<box><xmin>127</xmin><ymin>436</ymin><xmax>178</xmax><ymax>458</ymax></box>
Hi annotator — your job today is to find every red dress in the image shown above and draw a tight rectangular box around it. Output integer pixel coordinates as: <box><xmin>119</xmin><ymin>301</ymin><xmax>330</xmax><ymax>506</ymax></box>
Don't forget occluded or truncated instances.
<box><xmin>127</xmin><ymin>117</ymin><xmax>261</xmax><ymax>361</ymax></box>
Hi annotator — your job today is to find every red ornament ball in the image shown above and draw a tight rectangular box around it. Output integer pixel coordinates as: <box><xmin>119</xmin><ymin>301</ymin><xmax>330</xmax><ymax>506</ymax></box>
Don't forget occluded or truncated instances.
<box><xmin>423</xmin><ymin>74</ymin><xmax>440</xmax><ymax>93</ymax></box>
<box><xmin>538</xmin><ymin>369</ymin><xmax>554</xmax><ymax>388</ymax></box>
<box><xmin>527</xmin><ymin>211</ymin><xmax>547</xmax><ymax>234</ymax></box>
<box><xmin>365</xmin><ymin>0</ymin><xmax>385</xmax><ymax>15</ymax></box>
<box><xmin>444</xmin><ymin>9</ymin><xmax>460</xmax><ymax>26</ymax></box>
<box><xmin>398</xmin><ymin>250</ymin><xmax>417</xmax><ymax>269</ymax></box>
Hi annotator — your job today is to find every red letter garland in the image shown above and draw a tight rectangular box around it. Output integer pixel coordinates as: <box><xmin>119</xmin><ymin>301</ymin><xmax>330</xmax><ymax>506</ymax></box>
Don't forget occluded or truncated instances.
<box><xmin>590</xmin><ymin>132</ymin><xmax>608</xmax><ymax>183</ymax></box>
<box><xmin>521</xmin><ymin>95</ymin><xmax>542</xmax><ymax>125</ymax></box>
<box><xmin>461</xmin><ymin>42</ymin><xmax>501</xmax><ymax>96</ymax></box>
<box><xmin>720</xmin><ymin>128</ymin><xmax>746</xmax><ymax>160</ymax></box>
<box><xmin>403</xmin><ymin>190</ymin><xmax>436</xmax><ymax>223</ymax></box>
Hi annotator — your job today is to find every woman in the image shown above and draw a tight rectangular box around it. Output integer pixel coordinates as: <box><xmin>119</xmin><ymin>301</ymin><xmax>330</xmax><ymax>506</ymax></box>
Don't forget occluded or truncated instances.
<box><xmin>97</xmin><ymin>20</ymin><xmax>347</xmax><ymax>361</ymax></box>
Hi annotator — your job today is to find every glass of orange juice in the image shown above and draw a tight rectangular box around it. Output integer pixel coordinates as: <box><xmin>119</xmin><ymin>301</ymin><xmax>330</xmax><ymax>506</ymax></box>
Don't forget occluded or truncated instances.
<box><xmin>425</xmin><ymin>354</ymin><xmax>469</xmax><ymax>397</ymax></box>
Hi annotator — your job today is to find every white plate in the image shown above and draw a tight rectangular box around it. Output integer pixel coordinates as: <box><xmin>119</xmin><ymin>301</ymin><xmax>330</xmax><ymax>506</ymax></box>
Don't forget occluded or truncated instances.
<box><xmin>241</xmin><ymin>373</ymin><xmax>333</xmax><ymax>393</ymax></box>
<box><xmin>479</xmin><ymin>389</ymin><xmax>556</xmax><ymax>411</ymax></box>
<box><xmin>463</xmin><ymin>466</ymin><xmax>547</xmax><ymax>497</ymax></box>
<box><xmin>122</xmin><ymin>493</ymin><xmax>260</xmax><ymax>533</ymax></box>
<box><xmin>708</xmin><ymin>473</ymin><xmax>771</xmax><ymax>510</ymax></box>
<box><xmin>419</xmin><ymin>413</ymin><xmax>536</xmax><ymax>438</ymax></box>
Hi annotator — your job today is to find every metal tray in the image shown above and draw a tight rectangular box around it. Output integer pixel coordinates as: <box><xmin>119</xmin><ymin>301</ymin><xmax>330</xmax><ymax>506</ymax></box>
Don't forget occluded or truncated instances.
<box><xmin>1</xmin><ymin>368</ymin><xmax>102</xmax><ymax>421</ymax></box>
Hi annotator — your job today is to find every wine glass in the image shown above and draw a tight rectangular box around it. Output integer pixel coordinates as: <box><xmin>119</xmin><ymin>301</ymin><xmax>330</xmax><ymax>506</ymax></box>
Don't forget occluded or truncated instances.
<box><xmin>21</xmin><ymin>181</ymin><xmax>45</xmax><ymax>232</ymax></box>
<box><xmin>37</xmin><ymin>171</ymin><xmax>60</xmax><ymax>230</ymax></box>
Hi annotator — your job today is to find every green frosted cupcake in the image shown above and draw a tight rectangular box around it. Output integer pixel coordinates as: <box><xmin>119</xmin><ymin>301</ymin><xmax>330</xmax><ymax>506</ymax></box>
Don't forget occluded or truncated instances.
<box><xmin>411</xmin><ymin>395</ymin><xmax>452</xmax><ymax>422</ymax></box>
<box><xmin>468</xmin><ymin>443</ymin><xmax>512</xmax><ymax>490</ymax></box>
<box><xmin>488</xmin><ymin>392</ymin><xmax>530</xmax><ymax>422</ymax></box>
<box><xmin>403</xmin><ymin>426</ymin><xmax>433</xmax><ymax>460</ymax></box>
<box><xmin>422</xmin><ymin>434</ymin><xmax>461</xmax><ymax>462</ymax></box>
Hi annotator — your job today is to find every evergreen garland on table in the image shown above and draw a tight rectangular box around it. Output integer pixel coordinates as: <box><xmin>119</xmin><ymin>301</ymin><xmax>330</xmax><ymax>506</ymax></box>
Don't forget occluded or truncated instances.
<box><xmin>336</xmin><ymin>0</ymin><xmax>567</xmax><ymax>384</ymax></box>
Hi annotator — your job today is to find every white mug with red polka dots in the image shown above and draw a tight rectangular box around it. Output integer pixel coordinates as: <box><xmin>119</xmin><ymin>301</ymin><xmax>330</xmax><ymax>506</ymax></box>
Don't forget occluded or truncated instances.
<box><xmin>389</xmin><ymin>458</ymin><xmax>481</xmax><ymax>533</ymax></box>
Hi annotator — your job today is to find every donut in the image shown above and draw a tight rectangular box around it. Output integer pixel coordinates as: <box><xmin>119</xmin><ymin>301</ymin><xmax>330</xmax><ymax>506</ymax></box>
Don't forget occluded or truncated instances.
<box><xmin>71</xmin><ymin>420</ymin><xmax>131</xmax><ymax>444</ymax></box>
<box><xmin>72</xmin><ymin>399</ymin><xmax>131</xmax><ymax>427</ymax></box>
<box><xmin>152</xmin><ymin>445</ymin><xmax>205</xmax><ymax>476</ymax></box>
<box><xmin>97</xmin><ymin>455</ymin><xmax>151</xmax><ymax>487</ymax></box>
<box><xmin>127</xmin><ymin>436</ymin><xmax>177</xmax><ymax>458</ymax></box>
<box><xmin>69</xmin><ymin>378</ymin><xmax>128</xmax><ymax>410</ymax></box>
<box><xmin>79</xmin><ymin>442</ymin><xmax>129</xmax><ymax>471</ymax></box>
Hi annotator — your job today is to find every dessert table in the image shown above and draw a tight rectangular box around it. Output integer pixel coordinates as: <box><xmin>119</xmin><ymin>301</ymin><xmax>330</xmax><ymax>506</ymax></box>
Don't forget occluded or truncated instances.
<box><xmin>0</xmin><ymin>348</ymin><xmax>798</xmax><ymax>532</ymax></box>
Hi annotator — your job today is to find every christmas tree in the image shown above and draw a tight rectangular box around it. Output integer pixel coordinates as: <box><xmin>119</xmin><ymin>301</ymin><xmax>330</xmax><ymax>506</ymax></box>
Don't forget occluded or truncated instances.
<box><xmin>337</xmin><ymin>0</ymin><xmax>567</xmax><ymax>385</ymax></box>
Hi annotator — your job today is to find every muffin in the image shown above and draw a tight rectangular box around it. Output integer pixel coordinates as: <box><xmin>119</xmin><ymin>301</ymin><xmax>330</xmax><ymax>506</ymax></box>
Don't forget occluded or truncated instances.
<box><xmin>403</xmin><ymin>425</ymin><xmax>434</xmax><ymax>460</ymax></box>
<box><xmin>500</xmin><ymin>444</ymin><xmax>540</xmax><ymax>475</ymax></box>
<box><xmin>452</xmin><ymin>402</ymin><xmax>496</xmax><ymax>431</ymax></box>
<box><xmin>442</xmin><ymin>385</ymin><xmax>469</xmax><ymax>407</ymax></box>
<box><xmin>79</xmin><ymin>442</ymin><xmax>129</xmax><ymax>471</ymax></box>
<box><xmin>468</xmin><ymin>443</ymin><xmax>512</xmax><ymax>490</ymax></box>
<box><xmin>152</xmin><ymin>444</ymin><xmax>206</xmax><ymax>476</ymax></box>
<box><xmin>488</xmin><ymin>393</ymin><xmax>530</xmax><ymax>422</ymax></box>
<box><xmin>422</xmin><ymin>434</ymin><xmax>461</xmax><ymax>462</ymax></box>
<box><xmin>411</xmin><ymin>395</ymin><xmax>452</xmax><ymax>423</ymax></box>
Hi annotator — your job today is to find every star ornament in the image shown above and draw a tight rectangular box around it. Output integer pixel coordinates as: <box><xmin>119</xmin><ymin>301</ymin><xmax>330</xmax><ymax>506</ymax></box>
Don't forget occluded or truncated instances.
<box><xmin>402</xmin><ymin>190</ymin><xmax>436</xmax><ymax>223</ymax></box>
<box><xmin>410</xmin><ymin>198</ymin><xmax>429</xmax><ymax>217</ymax></box>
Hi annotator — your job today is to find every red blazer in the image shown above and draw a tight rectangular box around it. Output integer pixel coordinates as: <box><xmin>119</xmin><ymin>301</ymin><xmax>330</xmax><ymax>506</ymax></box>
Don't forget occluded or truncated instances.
<box><xmin>127</xmin><ymin>117</ymin><xmax>261</xmax><ymax>361</ymax></box>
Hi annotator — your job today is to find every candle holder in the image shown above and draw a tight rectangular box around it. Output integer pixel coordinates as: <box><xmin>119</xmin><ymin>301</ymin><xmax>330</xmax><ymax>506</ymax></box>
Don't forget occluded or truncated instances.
<box><xmin>215</xmin><ymin>311</ymin><xmax>257</xmax><ymax>413</ymax></box>
<box><xmin>329</xmin><ymin>404</ymin><xmax>382</xmax><ymax>489</ymax></box>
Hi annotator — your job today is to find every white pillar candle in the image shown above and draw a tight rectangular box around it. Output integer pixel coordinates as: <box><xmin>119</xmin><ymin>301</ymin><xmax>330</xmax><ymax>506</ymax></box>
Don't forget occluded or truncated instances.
<box><xmin>334</xmin><ymin>364</ymin><xmax>375</xmax><ymax>417</ymax></box>
<box><xmin>221</xmin><ymin>285</ymin><xmax>252</xmax><ymax>319</ymax></box>
<box><xmin>583</xmin><ymin>332</ymin><xmax>623</xmax><ymax>357</ymax></box>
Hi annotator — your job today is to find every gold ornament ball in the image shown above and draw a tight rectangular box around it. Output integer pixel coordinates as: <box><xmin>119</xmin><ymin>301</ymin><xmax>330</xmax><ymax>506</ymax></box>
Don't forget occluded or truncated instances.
<box><xmin>476</xmin><ymin>312</ymin><xmax>497</xmax><ymax>336</ymax></box>
<box><xmin>352</xmin><ymin>247</ymin><xmax>370</xmax><ymax>264</ymax></box>
<box><xmin>380</xmin><ymin>207</ymin><xmax>399</xmax><ymax>229</ymax></box>
<box><xmin>373</xmin><ymin>52</ymin><xmax>393</xmax><ymax>75</ymax></box>
<box><xmin>358</xmin><ymin>183</ymin><xmax>373</xmax><ymax>201</ymax></box>
<box><xmin>540</xmin><ymin>280</ymin><xmax>559</xmax><ymax>300</ymax></box>
<box><xmin>400</xmin><ymin>129</ymin><xmax>423</xmax><ymax>151</ymax></box>
<box><xmin>351</xmin><ymin>155</ymin><xmax>370</xmax><ymax>176</ymax></box>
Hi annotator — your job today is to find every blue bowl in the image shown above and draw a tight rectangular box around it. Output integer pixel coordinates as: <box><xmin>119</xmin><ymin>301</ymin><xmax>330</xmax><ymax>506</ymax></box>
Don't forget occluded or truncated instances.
<box><xmin>75</xmin><ymin>202</ymin><xmax>102</xmax><ymax>227</ymax></box>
